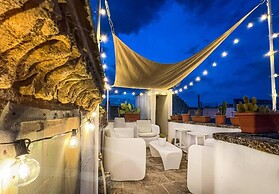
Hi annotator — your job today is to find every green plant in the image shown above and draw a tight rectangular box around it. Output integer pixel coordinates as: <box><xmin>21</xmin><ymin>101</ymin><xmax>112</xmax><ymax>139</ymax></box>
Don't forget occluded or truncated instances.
<box><xmin>237</xmin><ymin>96</ymin><xmax>270</xmax><ymax>113</ymax></box>
<box><xmin>217</xmin><ymin>101</ymin><xmax>227</xmax><ymax>115</ymax></box>
<box><xmin>118</xmin><ymin>101</ymin><xmax>140</xmax><ymax>116</ymax></box>
<box><xmin>159</xmin><ymin>133</ymin><xmax>166</xmax><ymax>138</ymax></box>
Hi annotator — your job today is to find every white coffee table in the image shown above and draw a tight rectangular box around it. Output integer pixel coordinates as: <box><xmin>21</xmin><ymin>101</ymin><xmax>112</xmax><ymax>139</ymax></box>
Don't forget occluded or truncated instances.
<box><xmin>149</xmin><ymin>140</ymin><xmax>182</xmax><ymax>170</ymax></box>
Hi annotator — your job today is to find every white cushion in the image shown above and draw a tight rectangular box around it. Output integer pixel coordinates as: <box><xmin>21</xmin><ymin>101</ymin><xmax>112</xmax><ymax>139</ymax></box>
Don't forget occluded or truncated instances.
<box><xmin>114</xmin><ymin>117</ymin><xmax>126</xmax><ymax>128</ymax></box>
<box><xmin>111</xmin><ymin>127</ymin><xmax>134</xmax><ymax>138</ymax></box>
<box><xmin>138</xmin><ymin>132</ymin><xmax>157</xmax><ymax>137</ymax></box>
<box><xmin>136</xmin><ymin>120</ymin><xmax>152</xmax><ymax>133</ymax></box>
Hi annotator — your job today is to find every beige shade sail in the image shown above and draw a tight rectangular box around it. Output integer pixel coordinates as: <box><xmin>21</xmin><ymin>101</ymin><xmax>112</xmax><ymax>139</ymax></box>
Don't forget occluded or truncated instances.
<box><xmin>113</xmin><ymin>5</ymin><xmax>259</xmax><ymax>90</ymax></box>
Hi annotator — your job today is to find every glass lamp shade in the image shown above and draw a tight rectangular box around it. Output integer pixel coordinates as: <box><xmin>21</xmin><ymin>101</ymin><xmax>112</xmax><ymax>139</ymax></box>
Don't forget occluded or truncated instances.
<box><xmin>9</xmin><ymin>155</ymin><xmax>40</xmax><ymax>187</ymax></box>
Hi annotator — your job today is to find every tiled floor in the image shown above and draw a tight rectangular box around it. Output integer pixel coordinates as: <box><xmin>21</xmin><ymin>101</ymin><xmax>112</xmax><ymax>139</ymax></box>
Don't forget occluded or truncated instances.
<box><xmin>109</xmin><ymin>148</ymin><xmax>191</xmax><ymax>194</ymax></box>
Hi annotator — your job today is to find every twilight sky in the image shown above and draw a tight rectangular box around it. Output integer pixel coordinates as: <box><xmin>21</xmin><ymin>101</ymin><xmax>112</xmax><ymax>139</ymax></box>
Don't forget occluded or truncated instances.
<box><xmin>92</xmin><ymin>0</ymin><xmax>279</xmax><ymax>107</ymax></box>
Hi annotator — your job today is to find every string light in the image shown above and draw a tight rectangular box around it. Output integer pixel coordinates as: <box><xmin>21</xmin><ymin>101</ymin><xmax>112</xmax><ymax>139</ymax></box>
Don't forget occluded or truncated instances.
<box><xmin>247</xmin><ymin>22</ymin><xmax>254</xmax><ymax>28</ymax></box>
<box><xmin>179</xmin><ymin>88</ymin><xmax>183</xmax><ymax>92</ymax></box>
<box><xmin>69</xmin><ymin>129</ymin><xmax>79</xmax><ymax>148</ymax></box>
<box><xmin>123</xmin><ymin>91</ymin><xmax>127</xmax><ymax>95</ymax></box>
<box><xmin>189</xmin><ymin>82</ymin><xmax>193</xmax><ymax>86</ymax></box>
<box><xmin>260</xmin><ymin>14</ymin><xmax>268</xmax><ymax>22</ymax></box>
<box><xmin>264</xmin><ymin>50</ymin><xmax>278</xmax><ymax>57</ymax></box>
<box><xmin>114</xmin><ymin>90</ymin><xmax>118</xmax><ymax>94</ymax></box>
<box><xmin>202</xmin><ymin>70</ymin><xmax>208</xmax><ymax>75</ymax></box>
<box><xmin>132</xmin><ymin>92</ymin><xmax>135</xmax><ymax>95</ymax></box>
<box><xmin>104</xmin><ymin>77</ymin><xmax>108</xmax><ymax>82</ymax></box>
<box><xmin>272</xmin><ymin>33</ymin><xmax>279</xmax><ymax>39</ymax></box>
<box><xmin>100</xmin><ymin>8</ymin><xmax>106</xmax><ymax>16</ymax></box>
<box><xmin>85</xmin><ymin>120</ymin><xmax>95</xmax><ymax>132</ymax></box>
<box><xmin>102</xmin><ymin>94</ymin><xmax>106</xmax><ymax>98</ymax></box>
<box><xmin>195</xmin><ymin>76</ymin><xmax>201</xmax><ymax>82</ymax></box>
<box><xmin>184</xmin><ymin>85</ymin><xmax>188</xmax><ymax>89</ymax></box>
<box><xmin>100</xmin><ymin>34</ymin><xmax>108</xmax><ymax>43</ymax></box>
<box><xmin>8</xmin><ymin>139</ymin><xmax>40</xmax><ymax>187</ymax></box>
<box><xmin>100</xmin><ymin>52</ymin><xmax>107</xmax><ymax>58</ymax></box>
<box><xmin>102</xmin><ymin>64</ymin><xmax>107</xmax><ymax>69</ymax></box>
<box><xmin>212</xmin><ymin>62</ymin><xmax>217</xmax><ymax>67</ymax></box>
<box><xmin>221</xmin><ymin>51</ymin><xmax>228</xmax><ymax>57</ymax></box>
<box><xmin>233</xmin><ymin>38</ymin><xmax>239</xmax><ymax>44</ymax></box>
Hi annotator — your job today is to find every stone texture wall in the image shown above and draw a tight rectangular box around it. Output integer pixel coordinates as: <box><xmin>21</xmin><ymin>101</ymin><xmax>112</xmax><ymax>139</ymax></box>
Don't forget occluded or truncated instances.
<box><xmin>0</xmin><ymin>0</ymin><xmax>104</xmax><ymax>111</ymax></box>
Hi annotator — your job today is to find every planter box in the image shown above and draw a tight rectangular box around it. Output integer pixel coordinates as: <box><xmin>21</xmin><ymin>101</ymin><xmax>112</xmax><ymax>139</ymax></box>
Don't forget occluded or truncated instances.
<box><xmin>182</xmin><ymin>114</ymin><xmax>191</xmax><ymax>122</ymax></box>
<box><xmin>230</xmin><ymin>117</ymin><xmax>239</xmax><ymax>126</ymax></box>
<box><xmin>215</xmin><ymin>115</ymin><xmax>226</xmax><ymax>125</ymax></box>
<box><xmin>124</xmin><ymin>113</ymin><xmax>140</xmax><ymax>122</ymax></box>
<box><xmin>191</xmin><ymin>116</ymin><xmax>210</xmax><ymax>123</ymax></box>
<box><xmin>236</xmin><ymin>113</ymin><xmax>279</xmax><ymax>133</ymax></box>
<box><xmin>171</xmin><ymin>115</ymin><xmax>182</xmax><ymax>121</ymax></box>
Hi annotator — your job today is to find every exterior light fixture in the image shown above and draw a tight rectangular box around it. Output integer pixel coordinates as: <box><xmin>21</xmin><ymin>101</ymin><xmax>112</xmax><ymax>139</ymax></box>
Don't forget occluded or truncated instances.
<box><xmin>233</xmin><ymin>38</ymin><xmax>239</xmax><ymax>44</ymax></box>
<box><xmin>9</xmin><ymin>139</ymin><xmax>40</xmax><ymax>187</ymax></box>
<box><xmin>221</xmin><ymin>51</ymin><xmax>228</xmax><ymax>57</ymax></box>
<box><xmin>69</xmin><ymin>129</ymin><xmax>79</xmax><ymax>148</ymax></box>
<box><xmin>247</xmin><ymin>22</ymin><xmax>254</xmax><ymax>28</ymax></box>
<box><xmin>203</xmin><ymin>70</ymin><xmax>208</xmax><ymax>75</ymax></box>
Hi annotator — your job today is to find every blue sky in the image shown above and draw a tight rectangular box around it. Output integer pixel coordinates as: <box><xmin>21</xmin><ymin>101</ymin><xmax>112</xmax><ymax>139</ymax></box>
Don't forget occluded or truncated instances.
<box><xmin>92</xmin><ymin>0</ymin><xmax>279</xmax><ymax>107</ymax></box>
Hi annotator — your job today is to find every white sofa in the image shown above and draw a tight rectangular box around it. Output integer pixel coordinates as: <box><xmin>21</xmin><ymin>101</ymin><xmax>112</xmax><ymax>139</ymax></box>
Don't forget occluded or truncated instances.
<box><xmin>103</xmin><ymin>124</ymin><xmax>146</xmax><ymax>181</ymax></box>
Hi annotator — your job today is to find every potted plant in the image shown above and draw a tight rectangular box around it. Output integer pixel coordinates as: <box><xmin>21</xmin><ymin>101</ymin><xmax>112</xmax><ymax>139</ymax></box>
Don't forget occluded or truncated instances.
<box><xmin>215</xmin><ymin>101</ymin><xmax>227</xmax><ymax>125</ymax></box>
<box><xmin>182</xmin><ymin>111</ymin><xmax>191</xmax><ymax>122</ymax></box>
<box><xmin>158</xmin><ymin>133</ymin><xmax>167</xmax><ymax>146</ymax></box>
<box><xmin>191</xmin><ymin>109</ymin><xmax>210</xmax><ymax>123</ymax></box>
<box><xmin>230</xmin><ymin>111</ymin><xmax>239</xmax><ymax>126</ymax></box>
<box><xmin>118</xmin><ymin>101</ymin><xmax>141</xmax><ymax>122</ymax></box>
<box><xmin>236</xmin><ymin>96</ymin><xmax>279</xmax><ymax>133</ymax></box>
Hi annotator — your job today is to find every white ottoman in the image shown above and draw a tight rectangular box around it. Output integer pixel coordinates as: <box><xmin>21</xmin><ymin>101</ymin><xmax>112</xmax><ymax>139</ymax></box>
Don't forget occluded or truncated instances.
<box><xmin>149</xmin><ymin>141</ymin><xmax>182</xmax><ymax>170</ymax></box>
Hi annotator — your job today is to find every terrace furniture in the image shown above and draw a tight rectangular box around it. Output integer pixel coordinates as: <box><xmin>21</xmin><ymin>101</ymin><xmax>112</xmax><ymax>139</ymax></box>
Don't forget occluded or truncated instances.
<box><xmin>104</xmin><ymin>127</ymin><xmax>146</xmax><ymax>181</ymax></box>
<box><xmin>187</xmin><ymin>131</ymin><xmax>208</xmax><ymax>147</ymax></box>
<box><xmin>174</xmin><ymin>128</ymin><xmax>191</xmax><ymax>148</ymax></box>
<box><xmin>149</xmin><ymin>140</ymin><xmax>182</xmax><ymax>170</ymax></box>
<box><xmin>136</xmin><ymin>120</ymin><xmax>160</xmax><ymax>146</ymax></box>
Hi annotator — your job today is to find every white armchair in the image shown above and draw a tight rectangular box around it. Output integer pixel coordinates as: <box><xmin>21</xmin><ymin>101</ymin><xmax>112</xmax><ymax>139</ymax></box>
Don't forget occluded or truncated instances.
<box><xmin>136</xmin><ymin>120</ymin><xmax>160</xmax><ymax>146</ymax></box>
<box><xmin>104</xmin><ymin>127</ymin><xmax>146</xmax><ymax>181</ymax></box>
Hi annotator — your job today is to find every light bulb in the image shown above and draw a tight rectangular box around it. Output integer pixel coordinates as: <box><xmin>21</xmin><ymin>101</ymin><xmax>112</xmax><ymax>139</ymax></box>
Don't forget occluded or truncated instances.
<box><xmin>69</xmin><ymin>129</ymin><xmax>79</xmax><ymax>148</ymax></box>
<box><xmin>196</xmin><ymin>77</ymin><xmax>201</xmax><ymax>82</ymax></box>
<box><xmin>260</xmin><ymin>14</ymin><xmax>267</xmax><ymax>22</ymax></box>
<box><xmin>86</xmin><ymin>121</ymin><xmax>95</xmax><ymax>132</ymax></box>
<box><xmin>247</xmin><ymin>22</ymin><xmax>253</xmax><ymax>28</ymax></box>
<box><xmin>233</xmin><ymin>38</ymin><xmax>239</xmax><ymax>44</ymax></box>
<box><xmin>189</xmin><ymin>82</ymin><xmax>193</xmax><ymax>86</ymax></box>
<box><xmin>184</xmin><ymin>85</ymin><xmax>188</xmax><ymax>89</ymax></box>
<box><xmin>179</xmin><ymin>88</ymin><xmax>182</xmax><ymax>92</ymax></box>
<box><xmin>9</xmin><ymin>155</ymin><xmax>40</xmax><ymax>187</ymax></box>
<box><xmin>115</xmin><ymin>90</ymin><xmax>118</xmax><ymax>94</ymax></box>
<box><xmin>203</xmin><ymin>70</ymin><xmax>208</xmax><ymax>75</ymax></box>
<box><xmin>132</xmin><ymin>92</ymin><xmax>135</xmax><ymax>95</ymax></box>
<box><xmin>212</xmin><ymin>62</ymin><xmax>217</xmax><ymax>67</ymax></box>
<box><xmin>100</xmin><ymin>8</ymin><xmax>106</xmax><ymax>16</ymax></box>
<box><xmin>221</xmin><ymin>51</ymin><xmax>228</xmax><ymax>57</ymax></box>
<box><xmin>123</xmin><ymin>91</ymin><xmax>127</xmax><ymax>95</ymax></box>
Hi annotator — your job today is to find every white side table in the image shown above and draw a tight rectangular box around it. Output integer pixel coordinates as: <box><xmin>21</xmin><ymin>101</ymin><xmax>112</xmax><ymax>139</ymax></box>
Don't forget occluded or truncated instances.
<box><xmin>174</xmin><ymin>128</ymin><xmax>191</xmax><ymax>148</ymax></box>
<box><xmin>187</xmin><ymin>131</ymin><xmax>208</xmax><ymax>148</ymax></box>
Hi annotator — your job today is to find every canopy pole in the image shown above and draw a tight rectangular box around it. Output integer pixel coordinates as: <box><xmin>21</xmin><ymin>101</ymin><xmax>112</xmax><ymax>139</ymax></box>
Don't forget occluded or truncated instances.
<box><xmin>267</xmin><ymin>0</ymin><xmax>277</xmax><ymax>111</ymax></box>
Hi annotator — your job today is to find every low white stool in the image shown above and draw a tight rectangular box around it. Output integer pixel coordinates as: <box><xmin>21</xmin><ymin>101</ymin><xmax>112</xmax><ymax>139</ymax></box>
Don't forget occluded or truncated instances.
<box><xmin>174</xmin><ymin>128</ymin><xmax>191</xmax><ymax>148</ymax></box>
<box><xmin>187</xmin><ymin>132</ymin><xmax>208</xmax><ymax>148</ymax></box>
